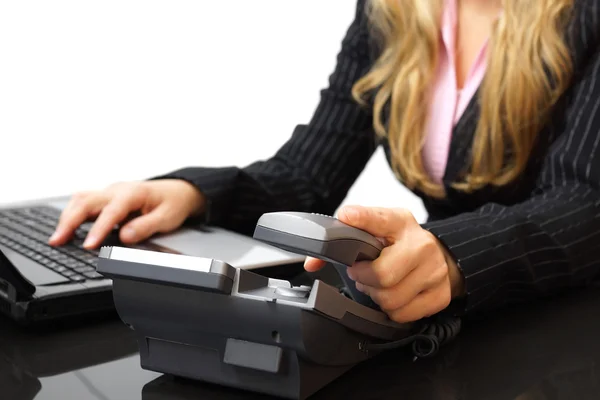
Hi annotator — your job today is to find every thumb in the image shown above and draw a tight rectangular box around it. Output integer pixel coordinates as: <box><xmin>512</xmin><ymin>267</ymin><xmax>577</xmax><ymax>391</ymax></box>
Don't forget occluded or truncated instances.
<box><xmin>337</xmin><ymin>205</ymin><xmax>414</xmax><ymax>240</ymax></box>
<box><xmin>119</xmin><ymin>205</ymin><xmax>181</xmax><ymax>243</ymax></box>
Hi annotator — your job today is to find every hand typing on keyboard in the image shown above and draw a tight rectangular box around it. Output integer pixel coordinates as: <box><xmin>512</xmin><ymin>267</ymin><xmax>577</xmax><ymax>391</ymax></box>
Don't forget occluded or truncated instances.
<box><xmin>48</xmin><ymin>180</ymin><xmax>206</xmax><ymax>249</ymax></box>
<box><xmin>0</xmin><ymin>207</ymin><xmax>105</xmax><ymax>281</ymax></box>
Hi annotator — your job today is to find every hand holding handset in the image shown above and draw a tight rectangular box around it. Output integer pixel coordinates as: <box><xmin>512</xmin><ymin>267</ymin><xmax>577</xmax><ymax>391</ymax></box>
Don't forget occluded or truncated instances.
<box><xmin>253</xmin><ymin>211</ymin><xmax>384</xmax><ymax>310</ymax></box>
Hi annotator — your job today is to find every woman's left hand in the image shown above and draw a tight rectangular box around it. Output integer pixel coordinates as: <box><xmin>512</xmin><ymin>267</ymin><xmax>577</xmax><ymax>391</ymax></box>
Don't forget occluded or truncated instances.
<box><xmin>304</xmin><ymin>205</ymin><xmax>465</xmax><ymax>323</ymax></box>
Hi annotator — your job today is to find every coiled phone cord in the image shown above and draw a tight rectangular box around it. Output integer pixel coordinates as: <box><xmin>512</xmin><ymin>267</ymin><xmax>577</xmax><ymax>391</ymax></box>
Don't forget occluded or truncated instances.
<box><xmin>338</xmin><ymin>287</ymin><xmax>462</xmax><ymax>359</ymax></box>
<box><xmin>366</xmin><ymin>314</ymin><xmax>462</xmax><ymax>360</ymax></box>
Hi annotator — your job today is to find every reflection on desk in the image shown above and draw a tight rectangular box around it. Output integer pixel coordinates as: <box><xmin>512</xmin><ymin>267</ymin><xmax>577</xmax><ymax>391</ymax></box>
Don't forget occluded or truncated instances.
<box><xmin>0</xmin><ymin>315</ymin><xmax>156</xmax><ymax>400</ymax></box>
<box><xmin>1</xmin><ymin>288</ymin><xmax>599</xmax><ymax>399</ymax></box>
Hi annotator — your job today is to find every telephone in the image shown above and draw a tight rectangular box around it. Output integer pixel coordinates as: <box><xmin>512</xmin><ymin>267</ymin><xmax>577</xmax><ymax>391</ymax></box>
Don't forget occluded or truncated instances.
<box><xmin>96</xmin><ymin>211</ymin><xmax>460</xmax><ymax>400</ymax></box>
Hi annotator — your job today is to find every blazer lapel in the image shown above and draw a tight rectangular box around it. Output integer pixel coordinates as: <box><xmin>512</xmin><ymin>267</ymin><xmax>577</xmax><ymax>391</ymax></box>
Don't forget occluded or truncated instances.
<box><xmin>442</xmin><ymin>90</ymin><xmax>481</xmax><ymax>186</ymax></box>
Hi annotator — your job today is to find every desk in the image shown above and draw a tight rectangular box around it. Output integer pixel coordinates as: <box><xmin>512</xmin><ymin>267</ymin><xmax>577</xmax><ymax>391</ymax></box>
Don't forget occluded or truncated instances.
<box><xmin>1</xmin><ymin>286</ymin><xmax>599</xmax><ymax>399</ymax></box>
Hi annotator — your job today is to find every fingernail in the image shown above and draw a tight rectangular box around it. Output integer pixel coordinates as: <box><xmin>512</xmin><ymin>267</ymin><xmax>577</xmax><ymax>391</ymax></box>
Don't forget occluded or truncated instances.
<box><xmin>343</xmin><ymin>206</ymin><xmax>360</xmax><ymax>222</ymax></box>
<box><xmin>303</xmin><ymin>257</ymin><xmax>313</xmax><ymax>270</ymax></box>
<box><xmin>121</xmin><ymin>228</ymin><xmax>136</xmax><ymax>241</ymax></box>
<box><xmin>48</xmin><ymin>231</ymin><xmax>61</xmax><ymax>242</ymax></box>
<box><xmin>346</xmin><ymin>268</ymin><xmax>356</xmax><ymax>281</ymax></box>
<box><xmin>83</xmin><ymin>236</ymin><xmax>97</xmax><ymax>248</ymax></box>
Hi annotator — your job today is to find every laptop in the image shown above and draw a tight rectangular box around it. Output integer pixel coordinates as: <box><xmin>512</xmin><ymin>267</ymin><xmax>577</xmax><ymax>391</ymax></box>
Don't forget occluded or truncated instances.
<box><xmin>0</xmin><ymin>196</ymin><xmax>304</xmax><ymax>324</ymax></box>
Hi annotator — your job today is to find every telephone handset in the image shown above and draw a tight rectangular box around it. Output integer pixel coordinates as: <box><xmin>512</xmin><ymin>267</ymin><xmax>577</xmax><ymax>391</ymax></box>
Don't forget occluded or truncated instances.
<box><xmin>253</xmin><ymin>211</ymin><xmax>384</xmax><ymax>310</ymax></box>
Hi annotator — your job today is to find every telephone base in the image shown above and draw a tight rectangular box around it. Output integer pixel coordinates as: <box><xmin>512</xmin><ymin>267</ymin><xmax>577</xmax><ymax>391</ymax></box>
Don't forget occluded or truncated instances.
<box><xmin>138</xmin><ymin>334</ymin><xmax>355</xmax><ymax>399</ymax></box>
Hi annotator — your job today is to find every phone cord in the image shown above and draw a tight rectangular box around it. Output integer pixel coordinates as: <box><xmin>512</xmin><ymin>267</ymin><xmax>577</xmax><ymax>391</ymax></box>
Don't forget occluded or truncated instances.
<box><xmin>366</xmin><ymin>314</ymin><xmax>462</xmax><ymax>360</ymax></box>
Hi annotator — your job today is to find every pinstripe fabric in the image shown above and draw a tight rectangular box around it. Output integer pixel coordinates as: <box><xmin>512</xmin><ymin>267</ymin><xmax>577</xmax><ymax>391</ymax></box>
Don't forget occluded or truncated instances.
<box><xmin>155</xmin><ymin>0</ymin><xmax>600</xmax><ymax>316</ymax></box>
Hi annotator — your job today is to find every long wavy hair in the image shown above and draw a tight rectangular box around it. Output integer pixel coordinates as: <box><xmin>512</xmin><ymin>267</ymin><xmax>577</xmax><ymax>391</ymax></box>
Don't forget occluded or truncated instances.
<box><xmin>352</xmin><ymin>0</ymin><xmax>574</xmax><ymax>198</ymax></box>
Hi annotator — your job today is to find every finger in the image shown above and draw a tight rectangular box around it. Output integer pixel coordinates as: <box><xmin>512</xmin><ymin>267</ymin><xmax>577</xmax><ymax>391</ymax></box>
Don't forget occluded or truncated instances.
<box><xmin>347</xmin><ymin>244</ymin><xmax>417</xmax><ymax>288</ymax></box>
<box><xmin>354</xmin><ymin>258</ymin><xmax>447</xmax><ymax>310</ymax></box>
<box><xmin>303</xmin><ymin>257</ymin><xmax>327</xmax><ymax>272</ymax></box>
<box><xmin>338</xmin><ymin>205</ymin><xmax>416</xmax><ymax>240</ymax></box>
<box><xmin>49</xmin><ymin>193</ymin><xmax>107</xmax><ymax>245</ymax></box>
<box><xmin>118</xmin><ymin>204</ymin><xmax>182</xmax><ymax>244</ymax></box>
<box><xmin>347</xmin><ymin>260</ymin><xmax>387</xmax><ymax>287</ymax></box>
<box><xmin>83</xmin><ymin>193</ymin><xmax>146</xmax><ymax>248</ymax></box>
<box><xmin>387</xmin><ymin>283</ymin><xmax>452</xmax><ymax>323</ymax></box>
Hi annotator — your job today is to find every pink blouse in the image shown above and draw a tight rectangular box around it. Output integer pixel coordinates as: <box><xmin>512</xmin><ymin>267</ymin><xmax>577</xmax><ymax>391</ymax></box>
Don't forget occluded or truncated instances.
<box><xmin>422</xmin><ymin>0</ymin><xmax>490</xmax><ymax>183</ymax></box>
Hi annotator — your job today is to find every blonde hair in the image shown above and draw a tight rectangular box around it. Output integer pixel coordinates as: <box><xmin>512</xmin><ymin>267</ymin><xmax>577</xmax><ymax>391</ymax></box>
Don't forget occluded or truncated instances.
<box><xmin>352</xmin><ymin>0</ymin><xmax>574</xmax><ymax>198</ymax></box>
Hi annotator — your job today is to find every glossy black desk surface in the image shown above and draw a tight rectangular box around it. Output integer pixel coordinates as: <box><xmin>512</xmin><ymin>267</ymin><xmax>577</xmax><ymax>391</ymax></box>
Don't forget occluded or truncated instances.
<box><xmin>2</xmin><ymin>286</ymin><xmax>599</xmax><ymax>400</ymax></box>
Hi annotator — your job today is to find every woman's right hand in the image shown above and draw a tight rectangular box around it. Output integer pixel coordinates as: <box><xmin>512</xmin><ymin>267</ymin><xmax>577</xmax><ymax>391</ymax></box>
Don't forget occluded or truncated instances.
<box><xmin>48</xmin><ymin>179</ymin><xmax>206</xmax><ymax>249</ymax></box>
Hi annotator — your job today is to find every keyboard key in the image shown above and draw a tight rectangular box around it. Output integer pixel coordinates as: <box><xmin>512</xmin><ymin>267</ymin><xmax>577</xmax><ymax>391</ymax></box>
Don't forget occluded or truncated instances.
<box><xmin>64</xmin><ymin>262</ymin><xmax>82</xmax><ymax>271</ymax></box>
<box><xmin>46</xmin><ymin>261</ymin><xmax>59</xmax><ymax>269</ymax></box>
<box><xmin>48</xmin><ymin>249</ymin><xmax>64</xmax><ymax>258</ymax></box>
<box><xmin>74</xmin><ymin>265</ymin><xmax>95</xmax><ymax>273</ymax></box>
<box><xmin>23</xmin><ymin>250</ymin><xmax>36</xmax><ymax>258</ymax></box>
<box><xmin>69</xmin><ymin>275</ymin><xmax>86</xmax><ymax>282</ymax></box>
<box><xmin>83</xmin><ymin>271</ymin><xmax>104</xmax><ymax>279</ymax></box>
<box><xmin>82</xmin><ymin>254</ymin><xmax>98</xmax><ymax>263</ymax></box>
<box><xmin>36</xmin><ymin>256</ymin><xmax>54</xmax><ymax>267</ymax></box>
<box><xmin>53</xmin><ymin>254</ymin><xmax>71</xmax><ymax>263</ymax></box>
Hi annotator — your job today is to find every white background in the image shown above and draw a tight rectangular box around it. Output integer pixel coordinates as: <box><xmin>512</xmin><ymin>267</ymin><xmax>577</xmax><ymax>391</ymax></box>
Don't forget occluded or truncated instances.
<box><xmin>0</xmin><ymin>0</ymin><xmax>427</xmax><ymax>222</ymax></box>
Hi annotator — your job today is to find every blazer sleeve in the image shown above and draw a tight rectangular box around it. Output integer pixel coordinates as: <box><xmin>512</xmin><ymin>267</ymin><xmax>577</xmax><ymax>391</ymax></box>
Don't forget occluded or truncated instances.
<box><xmin>154</xmin><ymin>0</ymin><xmax>377</xmax><ymax>234</ymax></box>
<box><xmin>423</xmin><ymin>46</ymin><xmax>600</xmax><ymax>316</ymax></box>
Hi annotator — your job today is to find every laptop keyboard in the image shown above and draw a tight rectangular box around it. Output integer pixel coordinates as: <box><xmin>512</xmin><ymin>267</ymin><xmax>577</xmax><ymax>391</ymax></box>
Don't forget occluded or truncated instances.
<box><xmin>0</xmin><ymin>206</ymin><xmax>105</xmax><ymax>282</ymax></box>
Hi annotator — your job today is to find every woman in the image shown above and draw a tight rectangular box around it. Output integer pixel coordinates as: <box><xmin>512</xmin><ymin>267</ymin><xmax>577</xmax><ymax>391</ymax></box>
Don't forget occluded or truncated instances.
<box><xmin>49</xmin><ymin>0</ymin><xmax>600</xmax><ymax>323</ymax></box>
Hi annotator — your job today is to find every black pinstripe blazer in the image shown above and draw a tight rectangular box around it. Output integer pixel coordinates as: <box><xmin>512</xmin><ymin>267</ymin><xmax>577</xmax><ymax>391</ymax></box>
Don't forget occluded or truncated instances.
<box><xmin>156</xmin><ymin>0</ymin><xmax>600</xmax><ymax>316</ymax></box>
